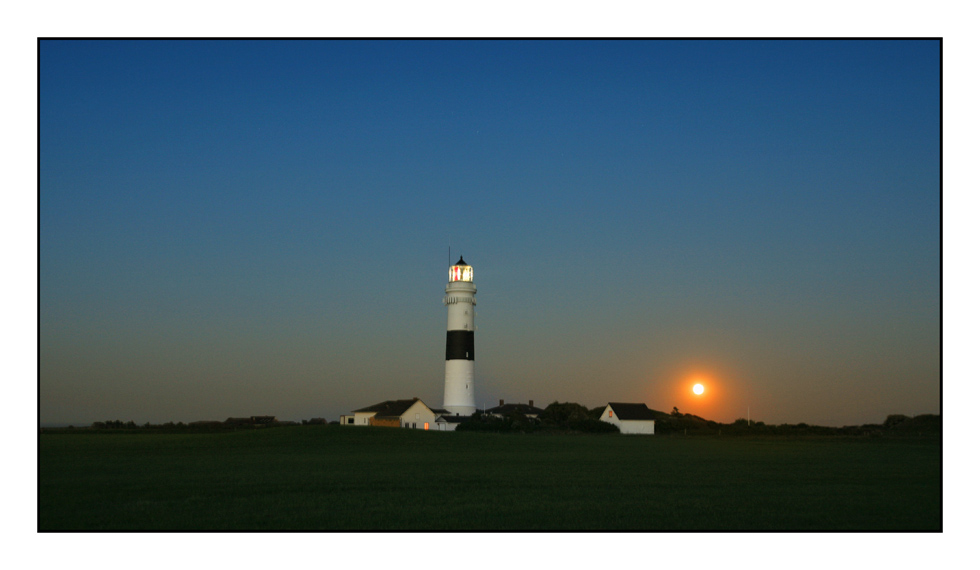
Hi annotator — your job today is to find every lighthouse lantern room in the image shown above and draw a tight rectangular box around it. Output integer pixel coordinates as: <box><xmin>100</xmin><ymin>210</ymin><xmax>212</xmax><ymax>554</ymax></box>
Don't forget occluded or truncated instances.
<box><xmin>449</xmin><ymin>262</ymin><xmax>473</xmax><ymax>283</ymax></box>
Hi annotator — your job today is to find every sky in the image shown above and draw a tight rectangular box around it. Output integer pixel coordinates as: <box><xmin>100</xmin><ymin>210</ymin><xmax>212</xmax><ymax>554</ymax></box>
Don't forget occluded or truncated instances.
<box><xmin>39</xmin><ymin>39</ymin><xmax>941</xmax><ymax>427</ymax></box>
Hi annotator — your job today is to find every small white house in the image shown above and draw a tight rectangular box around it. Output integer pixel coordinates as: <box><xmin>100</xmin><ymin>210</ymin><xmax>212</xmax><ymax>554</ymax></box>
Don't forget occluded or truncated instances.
<box><xmin>434</xmin><ymin>414</ymin><xmax>468</xmax><ymax>431</ymax></box>
<box><xmin>347</xmin><ymin>398</ymin><xmax>438</xmax><ymax>430</ymax></box>
<box><xmin>600</xmin><ymin>402</ymin><xmax>658</xmax><ymax>434</ymax></box>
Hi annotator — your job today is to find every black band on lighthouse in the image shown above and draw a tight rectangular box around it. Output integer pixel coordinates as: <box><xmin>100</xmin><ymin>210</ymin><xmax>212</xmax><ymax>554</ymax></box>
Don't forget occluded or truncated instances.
<box><xmin>445</xmin><ymin>330</ymin><xmax>475</xmax><ymax>360</ymax></box>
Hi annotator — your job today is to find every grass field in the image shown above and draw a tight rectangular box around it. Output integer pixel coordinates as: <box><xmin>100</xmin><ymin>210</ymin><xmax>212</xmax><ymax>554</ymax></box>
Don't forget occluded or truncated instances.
<box><xmin>38</xmin><ymin>426</ymin><xmax>941</xmax><ymax>530</ymax></box>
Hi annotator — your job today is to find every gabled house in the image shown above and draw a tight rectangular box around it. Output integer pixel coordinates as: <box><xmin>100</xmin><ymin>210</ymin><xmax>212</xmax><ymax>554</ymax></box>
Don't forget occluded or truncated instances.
<box><xmin>433</xmin><ymin>414</ymin><xmax>469</xmax><ymax>431</ymax></box>
<box><xmin>599</xmin><ymin>402</ymin><xmax>657</xmax><ymax>434</ymax></box>
<box><xmin>348</xmin><ymin>398</ymin><xmax>437</xmax><ymax>430</ymax></box>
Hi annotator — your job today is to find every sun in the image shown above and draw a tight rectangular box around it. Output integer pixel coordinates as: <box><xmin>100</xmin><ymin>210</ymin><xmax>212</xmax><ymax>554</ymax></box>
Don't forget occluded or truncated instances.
<box><xmin>693</xmin><ymin>383</ymin><xmax>704</xmax><ymax>395</ymax></box>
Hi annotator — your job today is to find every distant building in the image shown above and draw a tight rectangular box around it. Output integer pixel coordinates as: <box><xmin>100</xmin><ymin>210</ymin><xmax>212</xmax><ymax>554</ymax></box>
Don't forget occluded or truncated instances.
<box><xmin>599</xmin><ymin>403</ymin><xmax>657</xmax><ymax>434</ymax></box>
<box><xmin>485</xmin><ymin>400</ymin><xmax>544</xmax><ymax>419</ymax></box>
<box><xmin>433</xmin><ymin>414</ymin><xmax>468</xmax><ymax>431</ymax></box>
<box><xmin>348</xmin><ymin>398</ymin><xmax>437</xmax><ymax>430</ymax></box>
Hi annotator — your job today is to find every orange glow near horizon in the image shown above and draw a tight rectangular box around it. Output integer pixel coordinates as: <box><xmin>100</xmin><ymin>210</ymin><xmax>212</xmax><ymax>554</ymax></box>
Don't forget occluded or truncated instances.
<box><xmin>663</xmin><ymin>367</ymin><xmax>727</xmax><ymax>420</ymax></box>
<box><xmin>644</xmin><ymin>361</ymin><xmax>743</xmax><ymax>422</ymax></box>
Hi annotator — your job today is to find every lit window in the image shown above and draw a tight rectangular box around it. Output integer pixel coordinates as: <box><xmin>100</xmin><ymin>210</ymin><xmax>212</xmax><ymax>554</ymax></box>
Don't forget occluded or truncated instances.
<box><xmin>424</xmin><ymin>422</ymin><xmax>429</xmax><ymax>430</ymax></box>
<box><xmin>609</xmin><ymin>410</ymin><xmax>613</xmax><ymax>418</ymax></box>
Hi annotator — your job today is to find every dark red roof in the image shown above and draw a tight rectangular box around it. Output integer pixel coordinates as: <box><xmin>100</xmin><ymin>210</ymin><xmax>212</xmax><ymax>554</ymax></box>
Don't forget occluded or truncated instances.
<box><xmin>353</xmin><ymin>399</ymin><xmax>424</xmax><ymax>416</ymax></box>
<box><xmin>608</xmin><ymin>403</ymin><xmax>658</xmax><ymax>421</ymax></box>
<box><xmin>437</xmin><ymin>415</ymin><xmax>470</xmax><ymax>423</ymax></box>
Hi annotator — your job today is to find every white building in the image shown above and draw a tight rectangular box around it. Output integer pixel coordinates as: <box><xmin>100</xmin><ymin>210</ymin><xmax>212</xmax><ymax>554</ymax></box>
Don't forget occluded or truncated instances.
<box><xmin>443</xmin><ymin>257</ymin><xmax>477</xmax><ymax>416</ymax></box>
<box><xmin>339</xmin><ymin>257</ymin><xmax>483</xmax><ymax>431</ymax></box>
<box><xmin>599</xmin><ymin>402</ymin><xmax>658</xmax><ymax>434</ymax></box>
<box><xmin>433</xmin><ymin>414</ymin><xmax>468</xmax><ymax>431</ymax></box>
<box><xmin>346</xmin><ymin>398</ymin><xmax>438</xmax><ymax>430</ymax></box>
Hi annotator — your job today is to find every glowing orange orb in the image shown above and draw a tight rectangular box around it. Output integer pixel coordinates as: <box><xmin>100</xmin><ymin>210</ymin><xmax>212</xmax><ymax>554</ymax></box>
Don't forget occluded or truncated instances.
<box><xmin>693</xmin><ymin>383</ymin><xmax>704</xmax><ymax>395</ymax></box>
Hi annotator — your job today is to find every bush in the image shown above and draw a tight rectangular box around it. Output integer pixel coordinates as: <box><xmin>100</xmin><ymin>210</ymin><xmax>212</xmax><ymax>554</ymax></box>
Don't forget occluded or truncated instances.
<box><xmin>883</xmin><ymin>415</ymin><xmax>911</xmax><ymax>429</ymax></box>
<box><xmin>455</xmin><ymin>415</ymin><xmax>514</xmax><ymax>433</ymax></box>
<box><xmin>569</xmin><ymin>419</ymin><xmax>619</xmax><ymax>434</ymax></box>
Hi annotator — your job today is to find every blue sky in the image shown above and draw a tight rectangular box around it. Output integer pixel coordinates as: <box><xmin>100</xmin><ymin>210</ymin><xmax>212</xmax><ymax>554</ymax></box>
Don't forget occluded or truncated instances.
<box><xmin>40</xmin><ymin>39</ymin><xmax>940</xmax><ymax>426</ymax></box>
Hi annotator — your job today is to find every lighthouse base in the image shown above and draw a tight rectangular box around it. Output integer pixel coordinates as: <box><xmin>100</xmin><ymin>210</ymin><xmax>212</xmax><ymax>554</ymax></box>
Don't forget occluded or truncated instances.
<box><xmin>444</xmin><ymin>405</ymin><xmax>476</xmax><ymax>416</ymax></box>
<box><xmin>443</xmin><ymin>360</ymin><xmax>476</xmax><ymax>416</ymax></box>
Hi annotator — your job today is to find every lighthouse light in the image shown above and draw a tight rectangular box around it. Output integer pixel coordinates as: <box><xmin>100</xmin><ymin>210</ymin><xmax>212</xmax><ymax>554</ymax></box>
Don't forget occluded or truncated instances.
<box><xmin>449</xmin><ymin>264</ymin><xmax>473</xmax><ymax>282</ymax></box>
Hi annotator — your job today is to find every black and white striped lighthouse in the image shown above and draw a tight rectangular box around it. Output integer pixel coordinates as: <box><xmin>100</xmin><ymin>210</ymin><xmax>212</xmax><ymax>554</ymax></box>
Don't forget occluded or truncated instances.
<box><xmin>443</xmin><ymin>256</ymin><xmax>477</xmax><ymax>416</ymax></box>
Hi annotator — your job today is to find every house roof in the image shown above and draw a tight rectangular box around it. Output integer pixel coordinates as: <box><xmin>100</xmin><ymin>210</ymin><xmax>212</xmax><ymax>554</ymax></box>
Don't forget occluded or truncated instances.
<box><xmin>486</xmin><ymin>403</ymin><xmax>545</xmax><ymax>416</ymax></box>
<box><xmin>353</xmin><ymin>399</ymin><xmax>427</xmax><ymax>417</ymax></box>
<box><xmin>608</xmin><ymin>403</ymin><xmax>658</xmax><ymax>421</ymax></box>
<box><xmin>436</xmin><ymin>415</ymin><xmax>470</xmax><ymax>423</ymax></box>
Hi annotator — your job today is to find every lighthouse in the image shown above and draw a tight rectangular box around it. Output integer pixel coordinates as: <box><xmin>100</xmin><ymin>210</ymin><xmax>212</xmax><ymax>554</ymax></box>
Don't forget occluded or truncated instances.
<box><xmin>443</xmin><ymin>256</ymin><xmax>477</xmax><ymax>416</ymax></box>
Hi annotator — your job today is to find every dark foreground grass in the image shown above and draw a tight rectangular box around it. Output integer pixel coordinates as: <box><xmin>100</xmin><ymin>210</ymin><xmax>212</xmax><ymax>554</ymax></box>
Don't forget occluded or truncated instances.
<box><xmin>39</xmin><ymin>426</ymin><xmax>941</xmax><ymax>530</ymax></box>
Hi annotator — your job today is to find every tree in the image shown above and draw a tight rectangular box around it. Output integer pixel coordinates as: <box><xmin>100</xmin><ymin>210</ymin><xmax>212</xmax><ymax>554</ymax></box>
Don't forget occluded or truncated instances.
<box><xmin>884</xmin><ymin>414</ymin><xmax>911</xmax><ymax>429</ymax></box>
<box><xmin>540</xmin><ymin>402</ymin><xmax>590</xmax><ymax>428</ymax></box>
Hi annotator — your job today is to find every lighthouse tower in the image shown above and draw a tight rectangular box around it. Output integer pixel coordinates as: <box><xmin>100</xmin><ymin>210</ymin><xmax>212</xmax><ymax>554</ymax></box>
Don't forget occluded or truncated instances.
<box><xmin>443</xmin><ymin>256</ymin><xmax>477</xmax><ymax>416</ymax></box>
